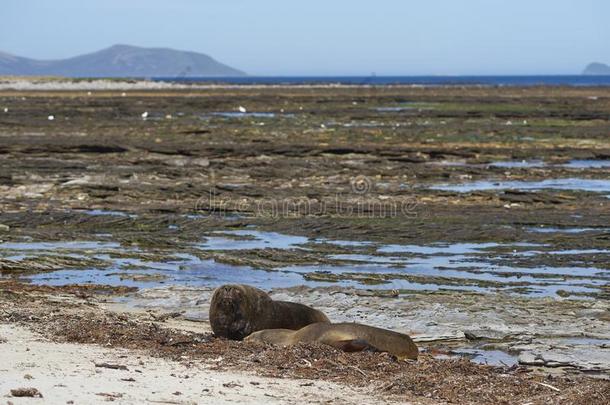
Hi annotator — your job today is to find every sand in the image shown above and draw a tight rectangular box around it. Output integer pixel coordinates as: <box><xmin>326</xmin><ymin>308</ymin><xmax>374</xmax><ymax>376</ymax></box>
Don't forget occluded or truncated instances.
<box><xmin>0</xmin><ymin>324</ymin><xmax>394</xmax><ymax>405</ymax></box>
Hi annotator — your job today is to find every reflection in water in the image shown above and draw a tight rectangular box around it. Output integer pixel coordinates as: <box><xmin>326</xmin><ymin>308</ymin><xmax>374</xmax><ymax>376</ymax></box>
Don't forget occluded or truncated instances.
<box><xmin>2</xmin><ymin>227</ymin><xmax>607</xmax><ymax>299</ymax></box>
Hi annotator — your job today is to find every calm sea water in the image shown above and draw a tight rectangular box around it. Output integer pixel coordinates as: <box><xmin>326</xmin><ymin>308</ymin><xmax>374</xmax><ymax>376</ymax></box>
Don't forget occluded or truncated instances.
<box><xmin>156</xmin><ymin>75</ymin><xmax>610</xmax><ymax>86</ymax></box>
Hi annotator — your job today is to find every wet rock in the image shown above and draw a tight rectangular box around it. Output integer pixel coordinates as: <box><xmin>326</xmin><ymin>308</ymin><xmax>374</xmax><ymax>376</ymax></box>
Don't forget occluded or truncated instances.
<box><xmin>165</xmin><ymin>157</ymin><xmax>210</xmax><ymax>167</ymax></box>
<box><xmin>518</xmin><ymin>346</ymin><xmax>610</xmax><ymax>372</ymax></box>
<box><xmin>1</xmin><ymin>184</ymin><xmax>54</xmax><ymax>199</ymax></box>
<box><xmin>464</xmin><ymin>329</ymin><xmax>512</xmax><ymax>341</ymax></box>
<box><xmin>61</xmin><ymin>175</ymin><xmax>108</xmax><ymax>187</ymax></box>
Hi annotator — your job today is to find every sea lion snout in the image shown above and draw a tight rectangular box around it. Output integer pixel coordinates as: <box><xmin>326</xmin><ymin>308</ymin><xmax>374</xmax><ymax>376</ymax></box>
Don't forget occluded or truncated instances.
<box><xmin>245</xmin><ymin>329</ymin><xmax>294</xmax><ymax>346</ymax></box>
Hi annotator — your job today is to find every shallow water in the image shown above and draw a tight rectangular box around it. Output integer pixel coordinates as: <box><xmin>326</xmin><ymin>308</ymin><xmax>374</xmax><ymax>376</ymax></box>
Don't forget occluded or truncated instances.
<box><xmin>559</xmin><ymin>337</ymin><xmax>610</xmax><ymax>346</ymax></box>
<box><xmin>3</xmin><ymin>228</ymin><xmax>608</xmax><ymax>299</ymax></box>
<box><xmin>526</xmin><ymin>226</ymin><xmax>610</xmax><ymax>234</ymax></box>
<box><xmin>378</xmin><ymin>242</ymin><xmax>501</xmax><ymax>255</ymax></box>
<box><xmin>375</xmin><ymin>107</ymin><xmax>410</xmax><ymax>112</ymax></box>
<box><xmin>29</xmin><ymin>257</ymin><xmax>327</xmax><ymax>290</ymax></box>
<box><xmin>451</xmin><ymin>348</ymin><xmax>519</xmax><ymax>367</ymax></box>
<box><xmin>78</xmin><ymin>209</ymin><xmax>137</xmax><ymax>218</ymax></box>
<box><xmin>439</xmin><ymin>159</ymin><xmax>610</xmax><ymax>170</ymax></box>
<box><xmin>431</xmin><ymin>178</ymin><xmax>610</xmax><ymax>195</ymax></box>
<box><xmin>200</xmin><ymin>230</ymin><xmax>309</xmax><ymax>250</ymax></box>
<box><xmin>490</xmin><ymin>160</ymin><xmax>545</xmax><ymax>168</ymax></box>
<box><xmin>563</xmin><ymin>160</ymin><xmax>610</xmax><ymax>169</ymax></box>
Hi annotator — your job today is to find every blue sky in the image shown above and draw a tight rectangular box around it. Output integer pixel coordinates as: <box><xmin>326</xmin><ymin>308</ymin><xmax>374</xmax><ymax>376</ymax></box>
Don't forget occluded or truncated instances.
<box><xmin>2</xmin><ymin>0</ymin><xmax>608</xmax><ymax>75</ymax></box>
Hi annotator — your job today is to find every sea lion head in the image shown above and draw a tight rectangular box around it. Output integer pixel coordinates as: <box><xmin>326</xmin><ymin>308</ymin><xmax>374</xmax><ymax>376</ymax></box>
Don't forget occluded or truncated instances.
<box><xmin>209</xmin><ymin>284</ymin><xmax>271</xmax><ymax>340</ymax></box>
<box><xmin>244</xmin><ymin>328</ymin><xmax>295</xmax><ymax>346</ymax></box>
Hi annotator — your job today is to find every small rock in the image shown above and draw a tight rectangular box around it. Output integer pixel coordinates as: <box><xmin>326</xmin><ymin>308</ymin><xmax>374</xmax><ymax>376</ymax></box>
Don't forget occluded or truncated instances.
<box><xmin>0</xmin><ymin>224</ymin><xmax>9</xmax><ymax>232</ymax></box>
<box><xmin>192</xmin><ymin>157</ymin><xmax>210</xmax><ymax>167</ymax></box>
<box><xmin>10</xmin><ymin>387</ymin><xmax>43</xmax><ymax>398</ymax></box>
<box><xmin>48</xmin><ymin>115</ymin><xmax>55</xmax><ymax>121</ymax></box>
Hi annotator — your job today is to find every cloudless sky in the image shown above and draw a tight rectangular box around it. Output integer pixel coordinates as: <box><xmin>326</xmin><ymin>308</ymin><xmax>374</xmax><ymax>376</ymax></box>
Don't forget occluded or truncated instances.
<box><xmin>1</xmin><ymin>0</ymin><xmax>608</xmax><ymax>75</ymax></box>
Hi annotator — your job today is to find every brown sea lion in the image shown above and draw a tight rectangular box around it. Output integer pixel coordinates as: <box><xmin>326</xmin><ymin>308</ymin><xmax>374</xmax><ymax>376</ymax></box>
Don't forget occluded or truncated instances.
<box><xmin>245</xmin><ymin>322</ymin><xmax>419</xmax><ymax>360</ymax></box>
<box><xmin>209</xmin><ymin>284</ymin><xmax>330</xmax><ymax>340</ymax></box>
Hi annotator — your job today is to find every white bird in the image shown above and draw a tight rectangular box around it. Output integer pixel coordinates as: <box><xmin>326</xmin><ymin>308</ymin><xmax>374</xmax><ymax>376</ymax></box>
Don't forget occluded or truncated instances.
<box><xmin>121</xmin><ymin>92</ymin><xmax>127</xmax><ymax>97</ymax></box>
<box><xmin>48</xmin><ymin>115</ymin><xmax>55</xmax><ymax>121</ymax></box>
<box><xmin>238</xmin><ymin>106</ymin><xmax>247</xmax><ymax>113</ymax></box>
<box><xmin>141</xmin><ymin>111</ymin><xmax>149</xmax><ymax>119</ymax></box>
<box><xmin>3</xmin><ymin>108</ymin><xmax>7</xmax><ymax>113</ymax></box>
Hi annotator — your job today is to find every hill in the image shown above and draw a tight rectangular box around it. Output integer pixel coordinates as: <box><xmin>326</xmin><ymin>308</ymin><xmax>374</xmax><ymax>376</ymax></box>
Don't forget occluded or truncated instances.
<box><xmin>582</xmin><ymin>62</ymin><xmax>610</xmax><ymax>75</ymax></box>
<box><xmin>0</xmin><ymin>45</ymin><xmax>246</xmax><ymax>77</ymax></box>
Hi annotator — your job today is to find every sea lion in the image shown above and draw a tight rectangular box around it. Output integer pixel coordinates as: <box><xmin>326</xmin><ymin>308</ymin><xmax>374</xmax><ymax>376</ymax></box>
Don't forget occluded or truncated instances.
<box><xmin>209</xmin><ymin>284</ymin><xmax>330</xmax><ymax>340</ymax></box>
<box><xmin>245</xmin><ymin>322</ymin><xmax>419</xmax><ymax>360</ymax></box>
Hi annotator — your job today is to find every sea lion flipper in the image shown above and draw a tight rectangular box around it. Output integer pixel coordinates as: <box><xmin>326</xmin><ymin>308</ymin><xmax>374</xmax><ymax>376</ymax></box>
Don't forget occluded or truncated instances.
<box><xmin>333</xmin><ymin>339</ymin><xmax>378</xmax><ymax>353</ymax></box>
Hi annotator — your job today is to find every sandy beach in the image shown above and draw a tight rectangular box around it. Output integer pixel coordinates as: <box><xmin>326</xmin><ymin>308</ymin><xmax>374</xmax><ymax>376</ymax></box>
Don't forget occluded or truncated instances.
<box><xmin>1</xmin><ymin>323</ymin><xmax>388</xmax><ymax>405</ymax></box>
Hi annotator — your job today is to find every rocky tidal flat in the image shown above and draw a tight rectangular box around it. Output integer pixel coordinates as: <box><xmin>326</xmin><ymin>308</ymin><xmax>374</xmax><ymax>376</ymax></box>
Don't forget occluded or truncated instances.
<box><xmin>1</xmin><ymin>82</ymin><xmax>609</xmax><ymax>403</ymax></box>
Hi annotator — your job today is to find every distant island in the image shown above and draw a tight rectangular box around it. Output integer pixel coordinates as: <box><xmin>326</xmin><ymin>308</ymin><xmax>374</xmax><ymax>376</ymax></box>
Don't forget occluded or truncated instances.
<box><xmin>583</xmin><ymin>62</ymin><xmax>610</xmax><ymax>75</ymax></box>
<box><xmin>0</xmin><ymin>44</ymin><xmax>246</xmax><ymax>78</ymax></box>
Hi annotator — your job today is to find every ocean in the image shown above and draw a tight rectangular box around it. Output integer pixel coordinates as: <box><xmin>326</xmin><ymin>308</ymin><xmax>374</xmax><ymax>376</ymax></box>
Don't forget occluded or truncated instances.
<box><xmin>156</xmin><ymin>75</ymin><xmax>610</xmax><ymax>86</ymax></box>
